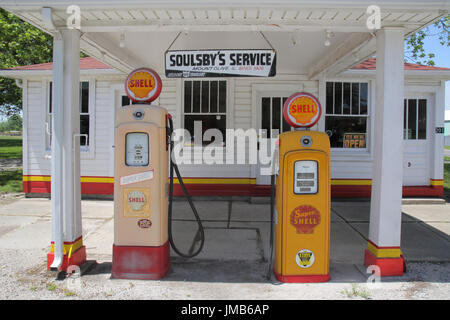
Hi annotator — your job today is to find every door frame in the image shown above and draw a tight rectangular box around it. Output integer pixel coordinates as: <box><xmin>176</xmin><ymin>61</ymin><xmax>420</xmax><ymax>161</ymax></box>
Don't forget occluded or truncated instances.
<box><xmin>251</xmin><ymin>83</ymin><xmax>303</xmax><ymax>184</ymax></box>
<box><xmin>402</xmin><ymin>93</ymin><xmax>434</xmax><ymax>186</ymax></box>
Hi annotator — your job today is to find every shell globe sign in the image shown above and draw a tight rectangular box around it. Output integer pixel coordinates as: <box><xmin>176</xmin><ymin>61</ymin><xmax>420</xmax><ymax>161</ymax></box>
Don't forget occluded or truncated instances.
<box><xmin>125</xmin><ymin>67</ymin><xmax>162</xmax><ymax>103</ymax></box>
<box><xmin>283</xmin><ymin>92</ymin><xmax>322</xmax><ymax>128</ymax></box>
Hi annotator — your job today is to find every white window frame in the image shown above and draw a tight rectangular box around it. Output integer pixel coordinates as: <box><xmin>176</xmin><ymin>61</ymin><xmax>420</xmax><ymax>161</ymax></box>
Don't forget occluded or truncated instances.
<box><xmin>324</xmin><ymin>78</ymin><xmax>373</xmax><ymax>161</ymax></box>
<box><xmin>181</xmin><ymin>78</ymin><xmax>233</xmax><ymax>148</ymax></box>
<box><xmin>43</xmin><ymin>78</ymin><xmax>96</xmax><ymax>159</ymax></box>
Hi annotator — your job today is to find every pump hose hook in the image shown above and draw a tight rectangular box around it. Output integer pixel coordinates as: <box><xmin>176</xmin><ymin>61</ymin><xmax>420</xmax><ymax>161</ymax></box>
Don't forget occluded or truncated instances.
<box><xmin>166</xmin><ymin>115</ymin><xmax>205</xmax><ymax>258</ymax></box>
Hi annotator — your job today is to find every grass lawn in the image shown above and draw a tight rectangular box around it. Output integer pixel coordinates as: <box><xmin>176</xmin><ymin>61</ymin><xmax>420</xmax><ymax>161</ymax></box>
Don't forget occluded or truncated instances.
<box><xmin>0</xmin><ymin>136</ymin><xmax>23</xmax><ymax>194</ymax></box>
<box><xmin>445</xmin><ymin>146</ymin><xmax>450</xmax><ymax>150</ymax></box>
<box><xmin>444</xmin><ymin>163</ymin><xmax>450</xmax><ymax>192</ymax></box>
<box><xmin>0</xmin><ymin>135</ymin><xmax>22</xmax><ymax>159</ymax></box>
<box><xmin>0</xmin><ymin>169</ymin><xmax>22</xmax><ymax>193</ymax></box>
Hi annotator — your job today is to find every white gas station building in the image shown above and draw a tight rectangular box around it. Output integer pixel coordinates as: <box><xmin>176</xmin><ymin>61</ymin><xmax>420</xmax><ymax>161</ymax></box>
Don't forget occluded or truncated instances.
<box><xmin>1</xmin><ymin>0</ymin><xmax>449</xmax><ymax>276</ymax></box>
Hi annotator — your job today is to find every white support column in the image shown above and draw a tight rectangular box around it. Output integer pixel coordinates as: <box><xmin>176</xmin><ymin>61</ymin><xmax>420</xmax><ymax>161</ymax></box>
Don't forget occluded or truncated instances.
<box><xmin>48</xmin><ymin>29</ymin><xmax>85</xmax><ymax>271</ymax></box>
<box><xmin>50</xmin><ymin>32</ymin><xmax>64</xmax><ymax>270</ymax></box>
<box><xmin>364</xmin><ymin>27</ymin><xmax>405</xmax><ymax>276</ymax></box>
<box><xmin>62</xmin><ymin>29</ymin><xmax>82</xmax><ymax>243</ymax></box>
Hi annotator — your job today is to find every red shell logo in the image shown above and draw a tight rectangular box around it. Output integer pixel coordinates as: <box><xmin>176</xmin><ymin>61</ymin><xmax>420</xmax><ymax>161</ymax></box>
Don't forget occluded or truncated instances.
<box><xmin>283</xmin><ymin>92</ymin><xmax>322</xmax><ymax>128</ymax></box>
<box><xmin>125</xmin><ymin>67</ymin><xmax>162</xmax><ymax>103</ymax></box>
<box><xmin>290</xmin><ymin>205</ymin><xmax>321</xmax><ymax>234</ymax></box>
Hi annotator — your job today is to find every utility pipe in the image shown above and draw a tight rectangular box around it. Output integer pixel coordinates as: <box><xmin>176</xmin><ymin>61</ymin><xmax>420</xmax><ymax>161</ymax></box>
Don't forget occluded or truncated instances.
<box><xmin>42</xmin><ymin>7</ymin><xmax>64</xmax><ymax>271</ymax></box>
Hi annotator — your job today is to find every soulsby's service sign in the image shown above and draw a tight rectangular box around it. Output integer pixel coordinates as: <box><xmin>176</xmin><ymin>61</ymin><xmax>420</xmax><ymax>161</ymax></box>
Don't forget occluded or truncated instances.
<box><xmin>165</xmin><ymin>49</ymin><xmax>276</xmax><ymax>78</ymax></box>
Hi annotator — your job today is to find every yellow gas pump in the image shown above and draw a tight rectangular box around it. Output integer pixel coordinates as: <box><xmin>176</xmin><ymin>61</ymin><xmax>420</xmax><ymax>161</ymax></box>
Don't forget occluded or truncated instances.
<box><xmin>272</xmin><ymin>92</ymin><xmax>330</xmax><ymax>283</ymax></box>
<box><xmin>112</xmin><ymin>68</ymin><xmax>204</xmax><ymax>280</ymax></box>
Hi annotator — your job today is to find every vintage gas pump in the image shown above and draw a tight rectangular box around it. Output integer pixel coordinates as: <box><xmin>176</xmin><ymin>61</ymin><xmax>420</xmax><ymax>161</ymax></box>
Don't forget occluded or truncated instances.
<box><xmin>272</xmin><ymin>92</ymin><xmax>331</xmax><ymax>283</ymax></box>
<box><xmin>112</xmin><ymin>68</ymin><xmax>204</xmax><ymax>280</ymax></box>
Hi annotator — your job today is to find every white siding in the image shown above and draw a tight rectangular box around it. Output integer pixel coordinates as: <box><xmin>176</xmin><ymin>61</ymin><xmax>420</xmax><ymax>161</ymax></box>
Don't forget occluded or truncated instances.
<box><xmin>80</xmin><ymin>80</ymin><xmax>113</xmax><ymax>177</ymax></box>
<box><xmin>26</xmin><ymin>81</ymin><xmax>48</xmax><ymax>175</ymax></box>
<box><xmin>24</xmin><ymin>74</ymin><xmax>441</xmax><ymax>187</ymax></box>
<box><xmin>25</xmin><ymin>80</ymin><xmax>114</xmax><ymax>178</ymax></box>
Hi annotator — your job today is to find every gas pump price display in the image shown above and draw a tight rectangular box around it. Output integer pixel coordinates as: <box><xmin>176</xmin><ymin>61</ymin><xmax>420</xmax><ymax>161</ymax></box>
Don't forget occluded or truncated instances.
<box><xmin>125</xmin><ymin>132</ymin><xmax>149</xmax><ymax>166</ymax></box>
<box><xmin>294</xmin><ymin>160</ymin><xmax>318</xmax><ymax>194</ymax></box>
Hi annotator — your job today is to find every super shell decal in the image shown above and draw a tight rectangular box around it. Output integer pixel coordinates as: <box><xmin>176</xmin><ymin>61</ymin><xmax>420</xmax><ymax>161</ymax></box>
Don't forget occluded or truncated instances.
<box><xmin>290</xmin><ymin>205</ymin><xmax>321</xmax><ymax>234</ymax></box>
<box><xmin>295</xmin><ymin>249</ymin><xmax>315</xmax><ymax>268</ymax></box>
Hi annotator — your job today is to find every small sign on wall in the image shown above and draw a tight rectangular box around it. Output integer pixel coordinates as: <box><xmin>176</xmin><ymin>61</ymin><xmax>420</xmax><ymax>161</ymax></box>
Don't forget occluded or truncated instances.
<box><xmin>343</xmin><ymin>133</ymin><xmax>366</xmax><ymax>148</ymax></box>
<box><xmin>435</xmin><ymin>127</ymin><xmax>444</xmax><ymax>134</ymax></box>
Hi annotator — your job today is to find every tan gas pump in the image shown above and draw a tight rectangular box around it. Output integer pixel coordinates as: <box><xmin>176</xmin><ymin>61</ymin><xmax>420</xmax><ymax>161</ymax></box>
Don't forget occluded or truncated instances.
<box><xmin>271</xmin><ymin>92</ymin><xmax>331</xmax><ymax>283</ymax></box>
<box><xmin>112</xmin><ymin>68</ymin><xmax>204</xmax><ymax>280</ymax></box>
<box><xmin>112</xmin><ymin>104</ymin><xmax>170</xmax><ymax>280</ymax></box>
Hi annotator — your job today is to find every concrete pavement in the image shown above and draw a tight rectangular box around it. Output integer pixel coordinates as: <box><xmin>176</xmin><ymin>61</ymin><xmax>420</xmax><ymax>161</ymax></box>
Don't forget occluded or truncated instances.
<box><xmin>0</xmin><ymin>196</ymin><xmax>448</xmax><ymax>299</ymax></box>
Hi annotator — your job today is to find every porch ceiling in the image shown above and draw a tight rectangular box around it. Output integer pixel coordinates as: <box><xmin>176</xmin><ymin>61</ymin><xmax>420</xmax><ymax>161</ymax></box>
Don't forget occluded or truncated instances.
<box><xmin>2</xmin><ymin>1</ymin><xmax>448</xmax><ymax>75</ymax></box>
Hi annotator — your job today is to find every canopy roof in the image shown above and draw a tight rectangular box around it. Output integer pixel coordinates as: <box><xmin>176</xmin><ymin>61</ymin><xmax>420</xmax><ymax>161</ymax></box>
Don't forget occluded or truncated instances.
<box><xmin>1</xmin><ymin>1</ymin><xmax>448</xmax><ymax>76</ymax></box>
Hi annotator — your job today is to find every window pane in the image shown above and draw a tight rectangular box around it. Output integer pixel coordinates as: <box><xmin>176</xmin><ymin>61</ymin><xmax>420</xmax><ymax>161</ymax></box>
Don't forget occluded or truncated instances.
<box><xmin>80</xmin><ymin>115</ymin><xmax>90</xmax><ymax>146</ymax></box>
<box><xmin>121</xmin><ymin>95</ymin><xmax>139</xmax><ymax>106</ymax></box>
<box><xmin>272</xmin><ymin>97</ymin><xmax>281</xmax><ymax>138</ymax></box>
<box><xmin>408</xmin><ymin>99</ymin><xmax>417</xmax><ymax>139</ymax></box>
<box><xmin>184</xmin><ymin>81</ymin><xmax>192</xmax><ymax>113</ymax></box>
<box><xmin>351</xmin><ymin>83</ymin><xmax>359</xmax><ymax>115</ymax></box>
<box><xmin>282</xmin><ymin>97</ymin><xmax>291</xmax><ymax>132</ymax></box>
<box><xmin>325</xmin><ymin>116</ymin><xmax>367</xmax><ymax>148</ymax></box>
<box><xmin>418</xmin><ymin>99</ymin><xmax>427</xmax><ymax>140</ymax></box>
<box><xmin>403</xmin><ymin>99</ymin><xmax>407</xmax><ymax>139</ymax></box>
<box><xmin>334</xmin><ymin>82</ymin><xmax>342</xmax><ymax>114</ymax></box>
<box><xmin>80</xmin><ymin>82</ymin><xmax>89</xmax><ymax>113</ymax></box>
<box><xmin>201</xmin><ymin>81</ymin><xmax>209</xmax><ymax>113</ymax></box>
<box><xmin>184</xmin><ymin>115</ymin><xmax>226</xmax><ymax>145</ymax></box>
<box><xmin>261</xmin><ymin>97</ymin><xmax>271</xmax><ymax>137</ymax></box>
<box><xmin>360</xmin><ymin>83</ymin><xmax>368</xmax><ymax>115</ymax></box>
<box><xmin>326</xmin><ymin>82</ymin><xmax>333</xmax><ymax>114</ymax></box>
<box><xmin>343</xmin><ymin>82</ymin><xmax>351</xmax><ymax>114</ymax></box>
<box><xmin>219</xmin><ymin>81</ymin><xmax>226</xmax><ymax>113</ymax></box>
<box><xmin>122</xmin><ymin>95</ymin><xmax>130</xmax><ymax>107</ymax></box>
<box><xmin>49</xmin><ymin>82</ymin><xmax>53</xmax><ymax>114</ymax></box>
<box><xmin>209</xmin><ymin>81</ymin><xmax>218</xmax><ymax>113</ymax></box>
<box><xmin>192</xmin><ymin>81</ymin><xmax>200</xmax><ymax>113</ymax></box>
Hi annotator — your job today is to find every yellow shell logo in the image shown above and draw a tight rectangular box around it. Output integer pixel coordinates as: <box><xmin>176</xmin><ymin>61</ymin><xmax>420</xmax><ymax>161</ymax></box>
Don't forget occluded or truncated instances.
<box><xmin>288</xmin><ymin>96</ymin><xmax>319</xmax><ymax>125</ymax></box>
<box><xmin>127</xmin><ymin>71</ymin><xmax>156</xmax><ymax>99</ymax></box>
<box><xmin>127</xmin><ymin>190</ymin><xmax>146</xmax><ymax>211</ymax></box>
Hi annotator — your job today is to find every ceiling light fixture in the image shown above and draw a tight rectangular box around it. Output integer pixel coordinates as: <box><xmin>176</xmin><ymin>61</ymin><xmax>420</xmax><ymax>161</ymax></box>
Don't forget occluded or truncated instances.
<box><xmin>290</xmin><ymin>30</ymin><xmax>300</xmax><ymax>46</ymax></box>
<box><xmin>119</xmin><ymin>31</ymin><xmax>125</xmax><ymax>48</ymax></box>
<box><xmin>324</xmin><ymin>30</ymin><xmax>334</xmax><ymax>47</ymax></box>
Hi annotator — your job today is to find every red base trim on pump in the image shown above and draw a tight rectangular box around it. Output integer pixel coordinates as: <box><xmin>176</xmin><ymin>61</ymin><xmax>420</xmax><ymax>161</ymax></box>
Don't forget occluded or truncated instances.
<box><xmin>46</xmin><ymin>246</ymin><xmax>87</xmax><ymax>271</ymax></box>
<box><xmin>364</xmin><ymin>249</ymin><xmax>406</xmax><ymax>277</ymax></box>
<box><xmin>112</xmin><ymin>241</ymin><xmax>170</xmax><ymax>280</ymax></box>
<box><xmin>273</xmin><ymin>269</ymin><xmax>330</xmax><ymax>283</ymax></box>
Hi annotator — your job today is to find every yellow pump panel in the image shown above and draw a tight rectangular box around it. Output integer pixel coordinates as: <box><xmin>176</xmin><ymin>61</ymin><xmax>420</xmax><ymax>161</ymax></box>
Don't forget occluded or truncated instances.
<box><xmin>274</xmin><ymin>130</ymin><xmax>330</xmax><ymax>282</ymax></box>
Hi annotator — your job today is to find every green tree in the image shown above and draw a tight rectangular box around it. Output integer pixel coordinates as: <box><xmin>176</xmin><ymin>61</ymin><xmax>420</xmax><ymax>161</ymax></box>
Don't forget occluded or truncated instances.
<box><xmin>6</xmin><ymin>114</ymin><xmax>22</xmax><ymax>131</ymax></box>
<box><xmin>405</xmin><ymin>15</ymin><xmax>449</xmax><ymax>66</ymax></box>
<box><xmin>0</xmin><ymin>114</ymin><xmax>22</xmax><ymax>132</ymax></box>
<box><xmin>0</xmin><ymin>8</ymin><xmax>53</xmax><ymax>116</ymax></box>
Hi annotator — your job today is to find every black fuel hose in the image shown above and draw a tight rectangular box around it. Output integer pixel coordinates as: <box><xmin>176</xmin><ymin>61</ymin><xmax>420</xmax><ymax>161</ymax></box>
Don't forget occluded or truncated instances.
<box><xmin>167</xmin><ymin>116</ymin><xmax>205</xmax><ymax>258</ymax></box>
<box><xmin>266</xmin><ymin>173</ymin><xmax>276</xmax><ymax>280</ymax></box>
